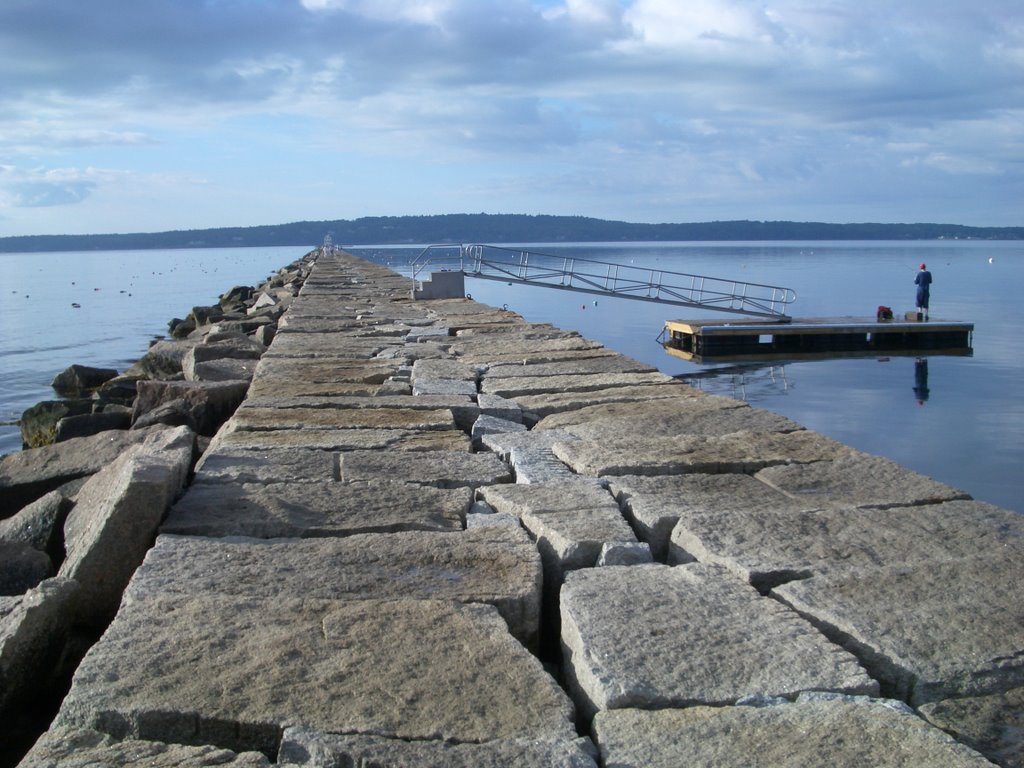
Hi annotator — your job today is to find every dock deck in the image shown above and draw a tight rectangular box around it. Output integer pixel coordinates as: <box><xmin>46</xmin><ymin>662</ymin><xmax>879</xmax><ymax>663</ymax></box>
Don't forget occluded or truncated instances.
<box><xmin>663</xmin><ymin>316</ymin><xmax>974</xmax><ymax>363</ymax></box>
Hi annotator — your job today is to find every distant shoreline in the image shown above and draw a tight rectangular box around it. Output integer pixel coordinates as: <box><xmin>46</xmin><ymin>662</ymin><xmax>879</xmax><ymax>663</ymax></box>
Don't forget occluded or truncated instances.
<box><xmin>2</xmin><ymin>214</ymin><xmax>1022</xmax><ymax>253</ymax></box>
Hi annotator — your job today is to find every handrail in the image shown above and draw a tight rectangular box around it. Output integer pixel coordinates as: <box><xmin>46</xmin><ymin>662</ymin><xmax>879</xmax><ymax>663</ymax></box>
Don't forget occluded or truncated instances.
<box><xmin>412</xmin><ymin>243</ymin><xmax>797</xmax><ymax>319</ymax></box>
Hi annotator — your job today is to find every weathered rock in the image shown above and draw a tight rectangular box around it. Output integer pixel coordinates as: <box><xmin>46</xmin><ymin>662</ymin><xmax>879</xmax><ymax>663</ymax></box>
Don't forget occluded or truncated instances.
<box><xmin>0</xmin><ymin>427</ymin><xmax>174</xmax><ymax>519</ymax></box>
<box><xmin>668</xmin><ymin>497</ymin><xmax>1024</xmax><ymax>590</ymax></box>
<box><xmin>0</xmin><ymin>541</ymin><xmax>51</xmax><ymax>595</ymax></box>
<box><xmin>554</xmin><ymin>429</ymin><xmax>857</xmax><ymax>477</ymax></box>
<box><xmin>534</xmin><ymin>393</ymin><xmax>768</xmax><ymax>432</ymax></box>
<box><xmin>19</xmin><ymin>399</ymin><xmax>93</xmax><ymax>449</ymax></box>
<box><xmin>412</xmin><ymin>377</ymin><xmax>478</xmax><ymax>396</ymax></box>
<box><xmin>125</xmin><ymin>339</ymin><xmax>197</xmax><ymax>379</ymax></box>
<box><xmin>189</xmin><ymin>304</ymin><xmax>225</xmax><ymax>326</ymax></box>
<box><xmin>0</xmin><ymin>578</ymin><xmax>80</xmax><ymax>714</ymax></box>
<box><xmin>128</xmin><ymin>526</ymin><xmax>542</xmax><ymax>648</ymax></box>
<box><xmin>162</xmin><ymin>480</ymin><xmax>469</xmax><ymax>538</ymax></box>
<box><xmin>773</xmin><ymin>553</ymin><xmax>1024</xmax><ymax>706</ymax></box>
<box><xmin>59</xmin><ymin>426</ymin><xmax>195</xmax><ymax>625</ymax></box>
<box><xmin>920</xmin><ymin>687</ymin><xmax>1024</xmax><ymax>768</ymax></box>
<box><xmin>0</xmin><ymin>489</ymin><xmax>72</xmax><ymax>558</ymax></box>
<box><xmin>54</xmin><ymin>410</ymin><xmax>131</xmax><ymax>442</ymax></box>
<box><xmin>279</xmin><ymin>728</ymin><xmax>598</xmax><ymax>767</ymax></box>
<box><xmin>185</xmin><ymin>357</ymin><xmax>259</xmax><ymax>382</ymax></box>
<box><xmin>477</xmin><ymin>392</ymin><xmax>523</xmax><ymax>422</ymax></box>
<box><xmin>93</xmin><ymin>375</ymin><xmax>140</xmax><ymax>406</ymax></box>
<box><xmin>592</xmin><ymin>694</ymin><xmax>995</xmax><ymax>767</ymax></box>
<box><xmin>253</xmin><ymin>324</ymin><xmax>276</xmax><ymax>346</ymax></box>
<box><xmin>53</xmin><ymin>595</ymin><xmax>577</xmax><ymax>752</ymax></box>
<box><xmin>132</xmin><ymin>379</ymin><xmax>249</xmax><ymax>436</ymax></box>
<box><xmin>50</xmin><ymin>365</ymin><xmax>118</xmax><ymax>395</ymax></box>
<box><xmin>755</xmin><ymin>452</ymin><xmax>971</xmax><ymax>508</ymax></box>
<box><xmin>19</xmin><ymin>727</ymin><xmax>270</xmax><ymax>767</ymax></box>
<box><xmin>338</xmin><ymin>449</ymin><xmax>512</xmax><ymax>489</ymax></box>
<box><xmin>597</xmin><ymin>541</ymin><xmax>653</xmax><ymax>566</ymax></box>
<box><xmin>411</xmin><ymin>358</ymin><xmax>479</xmax><ymax>382</ymax></box>
<box><xmin>560</xmin><ymin>564</ymin><xmax>876</xmax><ymax>719</ymax></box>
<box><xmin>219</xmin><ymin>285</ymin><xmax>254</xmax><ymax>305</ymax></box>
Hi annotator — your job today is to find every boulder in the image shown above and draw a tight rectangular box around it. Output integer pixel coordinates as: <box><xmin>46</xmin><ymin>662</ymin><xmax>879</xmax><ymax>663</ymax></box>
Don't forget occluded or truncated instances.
<box><xmin>0</xmin><ymin>541</ymin><xmax>52</xmax><ymax>595</ymax></box>
<box><xmin>168</xmin><ymin>317</ymin><xmax>196</xmax><ymax>338</ymax></box>
<box><xmin>131</xmin><ymin>379</ymin><xmax>250</xmax><ymax>436</ymax></box>
<box><xmin>188</xmin><ymin>304</ymin><xmax>225</xmax><ymax>326</ymax></box>
<box><xmin>125</xmin><ymin>339</ymin><xmax>197</xmax><ymax>380</ymax></box>
<box><xmin>0</xmin><ymin>578</ymin><xmax>80</xmax><ymax>715</ymax></box>
<box><xmin>185</xmin><ymin>357</ymin><xmax>258</xmax><ymax>382</ymax></box>
<box><xmin>58</xmin><ymin>426</ymin><xmax>196</xmax><ymax>625</ymax></box>
<box><xmin>253</xmin><ymin>324</ymin><xmax>276</xmax><ymax>346</ymax></box>
<box><xmin>0</xmin><ymin>426</ymin><xmax>174</xmax><ymax>519</ymax></box>
<box><xmin>50</xmin><ymin>365</ymin><xmax>118</xmax><ymax>395</ymax></box>
<box><xmin>219</xmin><ymin>285</ymin><xmax>254</xmax><ymax>305</ymax></box>
<box><xmin>93</xmin><ymin>375</ymin><xmax>140</xmax><ymax>407</ymax></box>
<box><xmin>0</xmin><ymin>489</ymin><xmax>72</xmax><ymax>559</ymax></box>
<box><xmin>54</xmin><ymin>410</ymin><xmax>131</xmax><ymax>442</ymax></box>
<box><xmin>19</xmin><ymin>399</ymin><xmax>92</xmax><ymax>449</ymax></box>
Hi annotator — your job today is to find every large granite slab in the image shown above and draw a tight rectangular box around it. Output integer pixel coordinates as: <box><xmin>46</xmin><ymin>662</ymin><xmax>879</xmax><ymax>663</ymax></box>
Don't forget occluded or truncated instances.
<box><xmin>592</xmin><ymin>693</ymin><xmax>995</xmax><ymax>767</ymax></box>
<box><xmin>227</xmin><ymin>406</ymin><xmax>457</xmax><ymax>432</ymax></box>
<box><xmin>484</xmin><ymin>355</ymin><xmax>655</xmax><ymax>379</ymax></box>
<box><xmin>411</xmin><ymin>358</ymin><xmax>480</xmax><ymax>382</ymax></box>
<box><xmin>481</xmin><ymin>371</ymin><xmax>673</xmax><ymax>399</ymax></box>
<box><xmin>252</xmin><ymin>359</ymin><xmax>397</xmax><ymax>384</ymax></box>
<box><xmin>128</xmin><ymin>527</ymin><xmax>541</xmax><ymax>647</ymax></box>
<box><xmin>54</xmin><ymin>595</ymin><xmax>577</xmax><ymax>752</ymax></box>
<box><xmin>59</xmin><ymin>426</ymin><xmax>195</xmax><ymax>625</ymax></box>
<box><xmin>920</xmin><ymin>686</ymin><xmax>1024</xmax><ymax>768</ymax></box>
<box><xmin>755</xmin><ymin>453</ymin><xmax>971</xmax><ymax>508</ymax></box>
<box><xmin>772</xmin><ymin>553</ymin><xmax>1024</xmax><ymax>705</ymax></box>
<box><xmin>194</xmin><ymin>447</ymin><xmax>336</xmax><ymax>484</ymax></box>
<box><xmin>162</xmin><ymin>480</ymin><xmax>470</xmax><ymax>538</ymax></box>
<box><xmin>513</xmin><ymin>383</ymin><xmax>701</xmax><ymax>421</ymax></box>
<box><xmin>260</xmin><ymin>334</ymin><xmax>391</xmax><ymax>359</ymax></box>
<box><xmin>668</xmin><ymin>498</ymin><xmax>1024</xmax><ymax>590</ymax></box>
<box><xmin>560</xmin><ymin>564</ymin><xmax>876</xmax><ymax>719</ymax></box>
<box><xmin>246</xmin><ymin>379</ymin><xmax>408</xmax><ymax>399</ymax></box>
<box><xmin>533</xmin><ymin>392</ymin><xmax>742</xmax><ymax>430</ymax></box>
<box><xmin>279</xmin><ymin>728</ymin><xmax>598</xmax><ymax>767</ymax></box>
<box><xmin>215</xmin><ymin>426</ymin><xmax>470</xmax><ymax>452</ymax></box>
<box><xmin>553</xmin><ymin>404</ymin><xmax>803</xmax><ymax>442</ymax></box>
<box><xmin>338</xmin><ymin>449</ymin><xmax>512</xmax><ymax>489</ymax></box>
<box><xmin>238</xmin><ymin>394</ymin><xmax>479</xmax><ymax>429</ymax></box>
<box><xmin>607</xmin><ymin>473</ymin><xmax>815</xmax><ymax>562</ymax></box>
<box><xmin>554</xmin><ymin>429</ymin><xmax>857</xmax><ymax>477</ymax></box>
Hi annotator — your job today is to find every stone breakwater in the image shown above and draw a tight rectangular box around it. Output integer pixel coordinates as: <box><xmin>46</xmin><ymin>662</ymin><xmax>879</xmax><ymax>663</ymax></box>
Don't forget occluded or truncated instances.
<box><xmin>2</xmin><ymin>249</ymin><xmax>1022</xmax><ymax>767</ymax></box>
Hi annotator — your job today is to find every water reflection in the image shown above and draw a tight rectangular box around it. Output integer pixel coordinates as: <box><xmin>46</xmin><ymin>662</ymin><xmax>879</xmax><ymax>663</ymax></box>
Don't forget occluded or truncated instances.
<box><xmin>675</xmin><ymin>363</ymin><xmax>794</xmax><ymax>402</ymax></box>
<box><xmin>914</xmin><ymin>358</ymin><xmax>930</xmax><ymax>405</ymax></box>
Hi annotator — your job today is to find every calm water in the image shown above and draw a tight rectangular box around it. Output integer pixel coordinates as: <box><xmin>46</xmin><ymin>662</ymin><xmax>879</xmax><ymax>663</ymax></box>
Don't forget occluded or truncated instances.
<box><xmin>1</xmin><ymin>241</ymin><xmax>1021</xmax><ymax>514</ymax></box>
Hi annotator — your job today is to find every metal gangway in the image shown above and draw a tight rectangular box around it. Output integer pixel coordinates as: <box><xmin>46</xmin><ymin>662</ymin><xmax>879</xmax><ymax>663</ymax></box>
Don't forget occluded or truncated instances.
<box><xmin>410</xmin><ymin>243</ymin><xmax>796</xmax><ymax>320</ymax></box>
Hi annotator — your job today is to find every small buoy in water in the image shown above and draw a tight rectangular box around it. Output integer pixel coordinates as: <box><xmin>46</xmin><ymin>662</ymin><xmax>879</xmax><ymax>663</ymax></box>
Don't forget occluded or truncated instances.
<box><xmin>989</xmin><ymin>257</ymin><xmax>994</xmax><ymax>263</ymax></box>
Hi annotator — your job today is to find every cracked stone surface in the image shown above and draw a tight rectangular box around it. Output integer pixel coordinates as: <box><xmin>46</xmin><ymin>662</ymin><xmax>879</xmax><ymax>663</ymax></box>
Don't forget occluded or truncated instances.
<box><xmin>560</xmin><ymin>564</ymin><xmax>876</xmax><ymax>719</ymax></box>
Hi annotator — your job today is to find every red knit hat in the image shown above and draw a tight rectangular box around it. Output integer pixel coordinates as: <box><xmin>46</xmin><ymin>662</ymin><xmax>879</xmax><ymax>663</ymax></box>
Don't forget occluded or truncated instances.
<box><xmin>919</xmin><ymin>263</ymin><xmax>926</xmax><ymax>269</ymax></box>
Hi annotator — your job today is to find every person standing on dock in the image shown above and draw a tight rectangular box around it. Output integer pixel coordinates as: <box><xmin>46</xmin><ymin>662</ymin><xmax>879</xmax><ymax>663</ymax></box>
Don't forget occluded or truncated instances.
<box><xmin>914</xmin><ymin>263</ymin><xmax>932</xmax><ymax>321</ymax></box>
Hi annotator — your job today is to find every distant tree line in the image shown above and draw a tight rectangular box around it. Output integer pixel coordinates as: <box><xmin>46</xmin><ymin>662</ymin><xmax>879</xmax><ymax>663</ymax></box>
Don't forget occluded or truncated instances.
<box><xmin>1</xmin><ymin>214</ymin><xmax>1021</xmax><ymax>253</ymax></box>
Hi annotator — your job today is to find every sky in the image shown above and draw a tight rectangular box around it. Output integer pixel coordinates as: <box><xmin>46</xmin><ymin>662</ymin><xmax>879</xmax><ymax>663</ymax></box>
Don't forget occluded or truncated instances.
<box><xmin>1</xmin><ymin>0</ymin><xmax>1022</xmax><ymax>237</ymax></box>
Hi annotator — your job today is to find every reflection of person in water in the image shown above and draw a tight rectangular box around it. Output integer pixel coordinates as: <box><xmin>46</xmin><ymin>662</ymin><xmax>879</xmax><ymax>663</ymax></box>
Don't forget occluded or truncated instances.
<box><xmin>913</xmin><ymin>358</ymin><xmax>930</xmax><ymax>405</ymax></box>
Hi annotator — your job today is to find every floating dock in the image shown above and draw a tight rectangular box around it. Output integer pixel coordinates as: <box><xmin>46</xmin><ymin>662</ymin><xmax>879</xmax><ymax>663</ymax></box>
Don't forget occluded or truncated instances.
<box><xmin>663</xmin><ymin>316</ymin><xmax>974</xmax><ymax>363</ymax></box>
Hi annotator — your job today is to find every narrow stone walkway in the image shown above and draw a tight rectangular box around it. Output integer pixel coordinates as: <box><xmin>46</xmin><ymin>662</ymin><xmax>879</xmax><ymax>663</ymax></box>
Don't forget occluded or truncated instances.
<box><xmin>21</xmin><ymin>250</ymin><xmax>1022</xmax><ymax>766</ymax></box>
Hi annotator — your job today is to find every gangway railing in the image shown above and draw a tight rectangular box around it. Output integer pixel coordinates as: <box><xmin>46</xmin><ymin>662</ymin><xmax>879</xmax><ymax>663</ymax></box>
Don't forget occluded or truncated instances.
<box><xmin>411</xmin><ymin>243</ymin><xmax>796</xmax><ymax>320</ymax></box>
